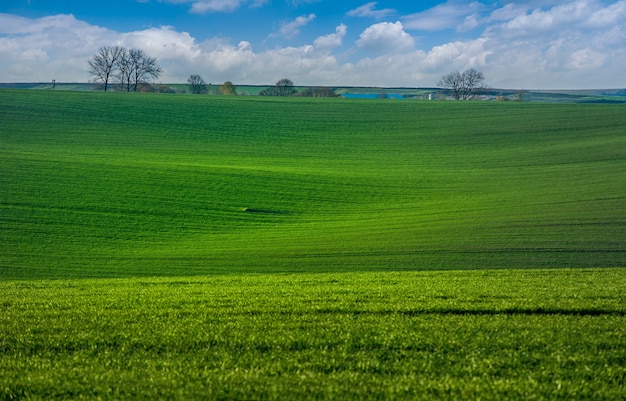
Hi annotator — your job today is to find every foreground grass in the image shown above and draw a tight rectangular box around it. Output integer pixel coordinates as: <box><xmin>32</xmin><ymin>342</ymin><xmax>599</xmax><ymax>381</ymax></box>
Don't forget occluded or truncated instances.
<box><xmin>1</xmin><ymin>90</ymin><xmax>625</xmax><ymax>278</ymax></box>
<box><xmin>1</xmin><ymin>269</ymin><xmax>624</xmax><ymax>400</ymax></box>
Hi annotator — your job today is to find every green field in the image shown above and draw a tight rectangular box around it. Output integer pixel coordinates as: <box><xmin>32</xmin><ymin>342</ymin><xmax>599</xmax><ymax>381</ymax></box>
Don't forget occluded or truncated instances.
<box><xmin>2</xmin><ymin>270</ymin><xmax>625</xmax><ymax>400</ymax></box>
<box><xmin>1</xmin><ymin>90</ymin><xmax>625</xmax><ymax>399</ymax></box>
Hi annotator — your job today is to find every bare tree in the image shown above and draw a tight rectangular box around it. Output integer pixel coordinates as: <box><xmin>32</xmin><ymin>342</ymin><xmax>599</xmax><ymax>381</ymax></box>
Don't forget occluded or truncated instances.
<box><xmin>116</xmin><ymin>48</ymin><xmax>133</xmax><ymax>92</ymax></box>
<box><xmin>259</xmin><ymin>79</ymin><xmax>296</xmax><ymax>97</ymax></box>
<box><xmin>437</xmin><ymin>69</ymin><xmax>486</xmax><ymax>100</ymax></box>
<box><xmin>275</xmin><ymin>78</ymin><xmax>296</xmax><ymax>97</ymax></box>
<box><xmin>187</xmin><ymin>74</ymin><xmax>207</xmax><ymax>94</ymax></box>
<box><xmin>117</xmin><ymin>48</ymin><xmax>162</xmax><ymax>92</ymax></box>
<box><xmin>90</xmin><ymin>46</ymin><xmax>162</xmax><ymax>92</ymax></box>
<box><xmin>88</xmin><ymin>46</ymin><xmax>125</xmax><ymax>91</ymax></box>
<box><xmin>129</xmin><ymin>49</ymin><xmax>162</xmax><ymax>92</ymax></box>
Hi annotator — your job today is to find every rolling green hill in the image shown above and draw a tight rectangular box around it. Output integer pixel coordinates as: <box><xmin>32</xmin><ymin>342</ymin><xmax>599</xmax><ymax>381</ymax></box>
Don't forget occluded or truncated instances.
<box><xmin>1</xmin><ymin>90</ymin><xmax>625</xmax><ymax>400</ymax></box>
<box><xmin>1</xmin><ymin>90</ymin><xmax>624</xmax><ymax>278</ymax></box>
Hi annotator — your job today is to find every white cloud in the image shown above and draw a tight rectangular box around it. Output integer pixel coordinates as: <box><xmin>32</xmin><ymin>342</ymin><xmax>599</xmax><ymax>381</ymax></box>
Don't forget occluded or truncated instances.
<box><xmin>162</xmin><ymin>0</ymin><xmax>268</xmax><ymax>14</ymax></box>
<box><xmin>313</xmin><ymin>24</ymin><xmax>347</xmax><ymax>51</ymax></box>
<box><xmin>496</xmin><ymin>4</ymin><xmax>585</xmax><ymax>34</ymax></box>
<box><xmin>356</xmin><ymin>22</ymin><xmax>414</xmax><ymax>54</ymax></box>
<box><xmin>191</xmin><ymin>0</ymin><xmax>242</xmax><ymax>13</ymax></box>
<box><xmin>422</xmin><ymin>38</ymin><xmax>491</xmax><ymax>70</ymax></box>
<box><xmin>280</xmin><ymin>14</ymin><xmax>316</xmax><ymax>38</ymax></box>
<box><xmin>402</xmin><ymin>1</ymin><xmax>485</xmax><ymax>31</ymax></box>
<box><xmin>0</xmin><ymin>13</ymin><xmax>116</xmax><ymax>82</ymax></box>
<box><xmin>587</xmin><ymin>0</ymin><xmax>626</xmax><ymax>26</ymax></box>
<box><xmin>474</xmin><ymin>0</ymin><xmax>626</xmax><ymax>88</ymax></box>
<box><xmin>1</xmin><ymin>2</ymin><xmax>626</xmax><ymax>89</ymax></box>
<box><xmin>567</xmin><ymin>48</ymin><xmax>606</xmax><ymax>69</ymax></box>
<box><xmin>488</xmin><ymin>4</ymin><xmax>520</xmax><ymax>22</ymax></box>
<box><xmin>289</xmin><ymin>0</ymin><xmax>321</xmax><ymax>5</ymax></box>
<box><xmin>347</xmin><ymin>2</ymin><xmax>396</xmax><ymax>20</ymax></box>
<box><xmin>120</xmin><ymin>27</ymin><xmax>201</xmax><ymax>60</ymax></box>
<box><xmin>486</xmin><ymin>1</ymin><xmax>626</xmax><ymax>39</ymax></box>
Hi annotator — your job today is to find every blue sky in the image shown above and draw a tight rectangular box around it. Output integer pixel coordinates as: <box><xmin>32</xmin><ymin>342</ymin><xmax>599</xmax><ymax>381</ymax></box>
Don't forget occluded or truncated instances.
<box><xmin>1</xmin><ymin>1</ymin><xmax>625</xmax><ymax>88</ymax></box>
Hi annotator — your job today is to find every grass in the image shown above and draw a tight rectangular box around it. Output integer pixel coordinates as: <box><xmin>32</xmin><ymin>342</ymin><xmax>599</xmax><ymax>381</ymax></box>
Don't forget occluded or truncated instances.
<box><xmin>1</xmin><ymin>90</ymin><xmax>625</xmax><ymax>278</ymax></box>
<box><xmin>1</xmin><ymin>269</ymin><xmax>625</xmax><ymax>400</ymax></box>
<box><xmin>0</xmin><ymin>90</ymin><xmax>625</xmax><ymax>399</ymax></box>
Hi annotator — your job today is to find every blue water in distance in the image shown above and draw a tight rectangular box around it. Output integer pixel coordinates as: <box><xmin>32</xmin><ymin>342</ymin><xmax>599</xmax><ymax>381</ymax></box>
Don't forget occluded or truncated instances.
<box><xmin>342</xmin><ymin>93</ymin><xmax>405</xmax><ymax>99</ymax></box>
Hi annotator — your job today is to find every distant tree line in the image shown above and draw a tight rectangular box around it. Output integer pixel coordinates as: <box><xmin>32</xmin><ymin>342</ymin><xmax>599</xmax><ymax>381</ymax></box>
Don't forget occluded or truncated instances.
<box><xmin>186</xmin><ymin>75</ymin><xmax>238</xmax><ymax>95</ymax></box>
<box><xmin>258</xmin><ymin>79</ymin><xmax>338</xmax><ymax>97</ymax></box>
<box><xmin>186</xmin><ymin>73</ymin><xmax>487</xmax><ymax>100</ymax></box>
<box><xmin>297</xmin><ymin>87</ymin><xmax>339</xmax><ymax>98</ymax></box>
<box><xmin>258</xmin><ymin>79</ymin><xmax>297</xmax><ymax>96</ymax></box>
<box><xmin>88</xmin><ymin>46</ymin><xmax>162</xmax><ymax>92</ymax></box>
<box><xmin>185</xmin><ymin>76</ymin><xmax>338</xmax><ymax>97</ymax></box>
<box><xmin>89</xmin><ymin>59</ymin><xmax>490</xmax><ymax>100</ymax></box>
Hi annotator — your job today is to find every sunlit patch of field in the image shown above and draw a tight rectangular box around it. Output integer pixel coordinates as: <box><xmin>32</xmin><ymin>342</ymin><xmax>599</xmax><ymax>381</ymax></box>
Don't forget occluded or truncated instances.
<box><xmin>1</xmin><ymin>269</ymin><xmax>625</xmax><ymax>400</ymax></box>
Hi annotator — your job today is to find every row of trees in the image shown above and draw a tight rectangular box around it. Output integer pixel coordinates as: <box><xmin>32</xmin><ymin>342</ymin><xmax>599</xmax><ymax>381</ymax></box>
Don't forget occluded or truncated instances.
<box><xmin>258</xmin><ymin>79</ymin><xmax>297</xmax><ymax>96</ymax></box>
<box><xmin>187</xmin><ymin>75</ymin><xmax>237</xmax><ymax>95</ymax></box>
<box><xmin>88</xmin><ymin>46</ymin><xmax>162</xmax><ymax>92</ymax></box>
<box><xmin>187</xmin><ymin>76</ymin><xmax>339</xmax><ymax>98</ymax></box>
<box><xmin>90</xmin><ymin>49</ymin><xmax>485</xmax><ymax>100</ymax></box>
<box><xmin>186</xmin><ymin>74</ymin><xmax>485</xmax><ymax>100</ymax></box>
<box><xmin>252</xmin><ymin>73</ymin><xmax>486</xmax><ymax>99</ymax></box>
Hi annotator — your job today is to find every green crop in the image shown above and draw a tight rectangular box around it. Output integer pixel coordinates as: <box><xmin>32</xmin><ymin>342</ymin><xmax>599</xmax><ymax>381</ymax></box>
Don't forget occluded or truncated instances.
<box><xmin>0</xmin><ymin>90</ymin><xmax>625</xmax><ymax>399</ymax></box>
<box><xmin>1</xmin><ymin>269</ymin><xmax>625</xmax><ymax>400</ymax></box>
<box><xmin>1</xmin><ymin>91</ymin><xmax>625</xmax><ymax>278</ymax></box>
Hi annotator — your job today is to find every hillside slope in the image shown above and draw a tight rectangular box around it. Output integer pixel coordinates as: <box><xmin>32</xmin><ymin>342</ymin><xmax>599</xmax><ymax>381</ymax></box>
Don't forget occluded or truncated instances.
<box><xmin>1</xmin><ymin>90</ymin><xmax>625</xmax><ymax>278</ymax></box>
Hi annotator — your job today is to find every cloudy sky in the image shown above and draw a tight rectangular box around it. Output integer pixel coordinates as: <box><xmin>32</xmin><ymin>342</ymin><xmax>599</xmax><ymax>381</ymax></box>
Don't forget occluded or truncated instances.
<box><xmin>1</xmin><ymin>0</ymin><xmax>625</xmax><ymax>88</ymax></box>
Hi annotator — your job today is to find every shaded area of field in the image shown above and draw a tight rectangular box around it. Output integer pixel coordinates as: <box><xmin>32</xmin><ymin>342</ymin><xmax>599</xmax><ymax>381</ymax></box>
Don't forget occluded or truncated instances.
<box><xmin>1</xmin><ymin>269</ymin><xmax>624</xmax><ymax>400</ymax></box>
<box><xmin>1</xmin><ymin>90</ymin><xmax>625</xmax><ymax>278</ymax></box>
